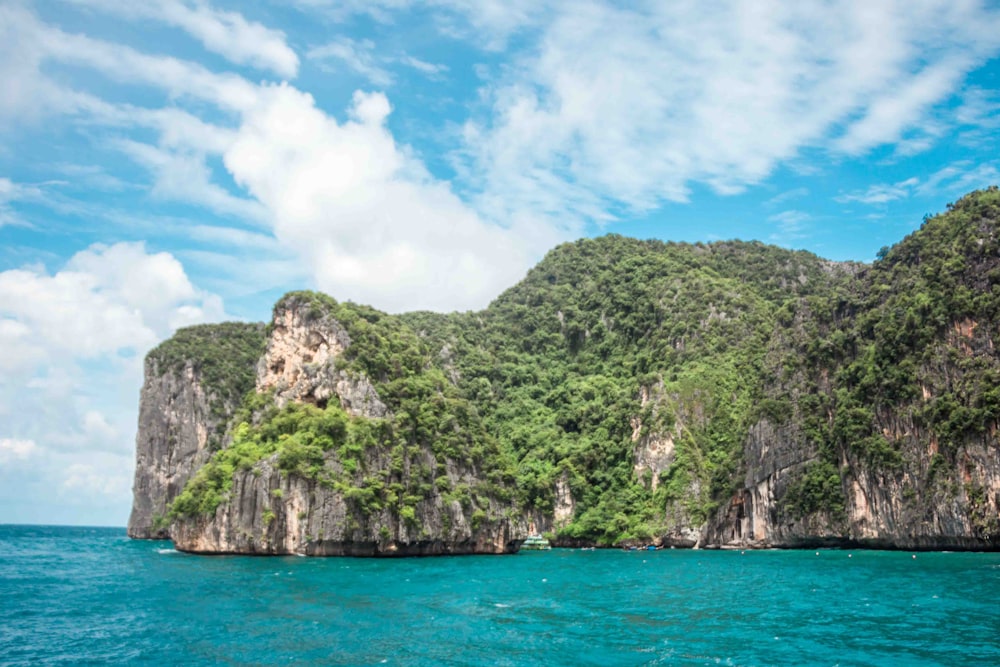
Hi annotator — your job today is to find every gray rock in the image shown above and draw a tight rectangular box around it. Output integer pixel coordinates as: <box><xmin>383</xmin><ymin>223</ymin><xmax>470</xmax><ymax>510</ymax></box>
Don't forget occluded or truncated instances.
<box><xmin>127</xmin><ymin>359</ymin><xmax>222</xmax><ymax>538</ymax></box>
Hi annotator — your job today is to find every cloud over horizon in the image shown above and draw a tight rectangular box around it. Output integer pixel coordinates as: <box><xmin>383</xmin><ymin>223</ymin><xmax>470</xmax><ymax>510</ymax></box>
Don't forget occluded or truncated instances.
<box><xmin>0</xmin><ymin>242</ymin><xmax>226</xmax><ymax>524</ymax></box>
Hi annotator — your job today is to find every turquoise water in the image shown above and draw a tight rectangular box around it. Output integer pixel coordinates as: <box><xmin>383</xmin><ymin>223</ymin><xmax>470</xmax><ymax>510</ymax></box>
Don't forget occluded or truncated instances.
<box><xmin>2</xmin><ymin>526</ymin><xmax>998</xmax><ymax>666</ymax></box>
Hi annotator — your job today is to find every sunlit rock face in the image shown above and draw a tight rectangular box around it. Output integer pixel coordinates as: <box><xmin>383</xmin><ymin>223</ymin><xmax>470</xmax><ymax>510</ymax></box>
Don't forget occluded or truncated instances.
<box><xmin>132</xmin><ymin>191</ymin><xmax>1000</xmax><ymax>553</ymax></box>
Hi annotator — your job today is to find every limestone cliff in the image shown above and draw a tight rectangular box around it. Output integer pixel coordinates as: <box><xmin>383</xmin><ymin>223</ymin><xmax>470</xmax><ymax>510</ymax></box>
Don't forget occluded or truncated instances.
<box><xmin>703</xmin><ymin>408</ymin><xmax>1000</xmax><ymax>551</ymax></box>
<box><xmin>127</xmin><ymin>358</ymin><xmax>216</xmax><ymax>539</ymax></box>
<box><xmin>702</xmin><ymin>191</ymin><xmax>1000</xmax><ymax>550</ymax></box>
<box><xmin>256</xmin><ymin>299</ymin><xmax>388</xmax><ymax>417</ymax></box>
<box><xmin>127</xmin><ymin>322</ymin><xmax>264</xmax><ymax>538</ymax></box>
<box><xmin>156</xmin><ymin>293</ymin><xmax>526</xmax><ymax>555</ymax></box>
<box><xmin>131</xmin><ymin>189</ymin><xmax>1000</xmax><ymax>554</ymax></box>
<box><xmin>170</xmin><ymin>453</ymin><xmax>521</xmax><ymax>556</ymax></box>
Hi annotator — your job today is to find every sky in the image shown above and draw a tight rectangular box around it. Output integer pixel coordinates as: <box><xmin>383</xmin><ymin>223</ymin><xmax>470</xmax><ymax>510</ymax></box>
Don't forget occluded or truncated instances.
<box><xmin>1</xmin><ymin>0</ymin><xmax>999</xmax><ymax>527</ymax></box>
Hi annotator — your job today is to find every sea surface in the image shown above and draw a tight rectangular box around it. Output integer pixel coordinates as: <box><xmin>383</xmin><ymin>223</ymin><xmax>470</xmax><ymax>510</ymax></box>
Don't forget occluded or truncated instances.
<box><xmin>1</xmin><ymin>526</ymin><xmax>998</xmax><ymax>666</ymax></box>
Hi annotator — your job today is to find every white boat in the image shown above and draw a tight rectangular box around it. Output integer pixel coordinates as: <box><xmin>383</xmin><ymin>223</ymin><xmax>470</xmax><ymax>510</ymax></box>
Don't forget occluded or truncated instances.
<box><xmin>521</xmin><ymin>535</ymin><xmax>552</xmax><ymax>550</ymax></box>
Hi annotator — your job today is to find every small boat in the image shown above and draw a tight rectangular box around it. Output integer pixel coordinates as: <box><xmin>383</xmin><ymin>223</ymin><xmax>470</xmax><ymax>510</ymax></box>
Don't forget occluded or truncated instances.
<box><xmin>521</xmin><ymin>535</ymin><xmax>552</xmax><ymax>551</ymax></box>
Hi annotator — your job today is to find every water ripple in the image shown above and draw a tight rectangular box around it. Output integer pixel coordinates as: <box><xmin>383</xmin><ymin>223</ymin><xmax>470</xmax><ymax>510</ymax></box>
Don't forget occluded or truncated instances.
<box><xmin>1</xmin><ymin>527</ymin><xmax>998</xmax><ymax>666</ymax></box>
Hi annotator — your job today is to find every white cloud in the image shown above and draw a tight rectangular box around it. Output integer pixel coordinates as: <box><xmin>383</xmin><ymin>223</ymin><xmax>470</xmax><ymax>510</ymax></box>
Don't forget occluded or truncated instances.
<box><xmin>956</xmin><ymin>87</ymin><xmax>1000</xmax><ymax>130</ymax></box>
<box><xmin>429</xmin><ymin>0</ymin><xmax>545</xmax><ymax>47</ymax></box>
<box><xmin>61</xmin><ymin>459</ymin><xmax>132</xmax><ymax>498</ymax></box>
<box><xmin>224</xmin><ymin>85</ymin><xmax>547</xmax><ymax>311</ymax></box>
<box><xmin>0</xmin><ymin>438</ymin><xmax>36</xmax><ymax>464</ymax></box>
<box><xmin>50</xmin><ymin>164</ymin><xmax>130</xmax><ymax>192</ymax></box>
<box><xmin>0</xmin><ymin>176</ymin><xmax>43</xmax><ymax>227</ymax></box>
<box><xmin>1</xmin><ymin>9</ymin><xmax>541</xmax><ymax>315</ymax></box>
<box><xmin>308</xmin><ymin>38</ymin><xmax>394</xmax><ymax>87</ymax></box>
<box><xmin>306</xmin><ymin>38</ymin><xmax>451</xmax><ymax>85</ymax></box>
<box><xmin>294</xmin><ymin>0</ymin><xmax>546</xmax><ymax>49</ymax></box>
<box><xmin>399</xmin><ymin>55</ymin><xmax>448</xmax><ymax>76</ymax></box>
<box><xmin>0</xmin><ymin>243</ymin><xmax>227</xmax><ymax>525</ymax></box>
<box><xmin>0</xmin><ymin>177</ymin><xmax>37</xmax><ymax>200</ymax></box>
<box><xmin>836</xmin><ymin>178</ymin><xmax>920</xmax><ymax>205</ymax></box>
<box><xmin>764</xmin><ymin>187</ymin><xmax>810</xmax><ymax>207</ymax></box>
<box><xmin>1</xmin><ymin>0</ymin><xmax>998</xmax><ymax>527</ymax></box>
<box><xmin>768</xmin><ymin>209</ymin><xmax>811</xmax><ymax>242</ymax></box>
<box><xmin>10</xmin><ymin>1</ymin><xmax>1000</xmax><ymax>318</ymax></box>
<box><xmin>1</xmin><ymin>6</ymin><xmax>260</xmax><ymax>113</ymax></box>
<box><xmin>837</xmin><ymin>163</ymin><xmax>999</xmax><ymax>205</ymax></box>
<box><xmin>918</xmin><ymin>162</ymin><xmax>1000</xmax><ymax>196</ymax></box>
<box><xmin>0</xmin><ymin>242</ymin><xmax>223</xmax><ymax>362</ymax></box>
<box><xmin>66</xmin><ymin>0</ymin><xmax>299</xmax><ymax>78</ymax></box>
<box><xmin>115</xmin><ymin>139</ymin><xmax>266</xmax><ymax>223</ymax></box>
<box><xmin>82</xmin><ymin>410</ymin><xmax>119</xmax><ymax>443</ymax></box>
<box><xmin>456</xmin><ymin>1</ymin><xmax>1000</xmax><ymax>224</ymax></box>
<box><xmin>834</xmin><ymin>57</ymin><xmax>971</xmax><ymax>155</ymax></box>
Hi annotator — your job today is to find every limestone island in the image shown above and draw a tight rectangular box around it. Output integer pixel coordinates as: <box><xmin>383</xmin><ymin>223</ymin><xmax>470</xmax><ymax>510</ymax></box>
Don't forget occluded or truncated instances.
<box><xmin>129</xmin><ymin>189</ymin><xmax>1000</xmax><ymax>555</ymax></box>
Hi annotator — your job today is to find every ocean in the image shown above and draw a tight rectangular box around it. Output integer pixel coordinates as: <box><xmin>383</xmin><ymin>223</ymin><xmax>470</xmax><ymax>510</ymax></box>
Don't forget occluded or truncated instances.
<box><xmin>1</xmin><ymin>525</ymin><xmax>998</xmax><ymax>666</ymax></box>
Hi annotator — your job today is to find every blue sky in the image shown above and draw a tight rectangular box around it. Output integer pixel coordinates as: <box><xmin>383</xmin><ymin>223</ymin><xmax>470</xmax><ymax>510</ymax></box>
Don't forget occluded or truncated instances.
<box><xmin>1</xmin><ymin>0</ymin><xmax>999</xmax><ymax>526</ymax></box>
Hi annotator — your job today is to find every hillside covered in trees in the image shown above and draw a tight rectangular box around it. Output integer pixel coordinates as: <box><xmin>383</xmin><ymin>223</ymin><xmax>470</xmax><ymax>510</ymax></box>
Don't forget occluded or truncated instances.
<box><xmin>130</xmin><ymin>188</ymin><xmax>1000</xmax><ymax>553</ymax></box>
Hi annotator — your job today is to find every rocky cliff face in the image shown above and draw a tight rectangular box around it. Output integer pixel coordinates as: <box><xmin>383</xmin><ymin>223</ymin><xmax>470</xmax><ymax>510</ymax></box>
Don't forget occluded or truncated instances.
<box><xmin>127</xmin><ymin>358</ymin><xmax>217</xmax><ymax>539</ymax></box>
<box><xmin>701</xmin><ymin>192</ymin><xmax>1000</xmax><ymax>550</ymax></box>
<box><xmin>171</xmin><ymin>453</ymin><xmax>522</xmax><ymax>556</ymax></box>
<box><xmin>703</xmin><ymin>406</ymin><xmax>1000</xmax><ymax>551</ymax></box>
<box><xmin>146</xmin><ymin>294</ymin><xmax>526</xmax><ymax>555</ymax></box>
<box><xmin>131</xmin><ymin>190</ymin><xmax>1000</xmax><ymax>553</ymax></box>
<box><xmin>128</xmin><ymin>322</ymin><xmax>265</xmax><ymax>539</ymax></box>
<box><xmin>256</xmin><ymin>300</ymin><xmax>388</xmax><ymax>417</ymax></box>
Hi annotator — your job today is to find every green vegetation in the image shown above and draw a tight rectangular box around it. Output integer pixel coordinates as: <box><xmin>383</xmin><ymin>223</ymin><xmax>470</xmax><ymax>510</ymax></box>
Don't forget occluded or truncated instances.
<box><xmin>399</xmin><ymin>236</ymin><xmax>848</xmax><ymax>543</ymax></box>
<box><xmin>147</xmin><ymin>322</ymin><xmax>266</xmax><ymax>446</ymax></box>
<box><xmin>827</xmin><ymin>188</ymin><xmax>1000</xmax><ymax>469</ymax></box>
<box><xmin>167</xmin><ymin>188</ymin><xmax>1000</xmax><ymax>545</ymax></box>
<box><xmin>782</xmin><ymin>461</ymin><xmax>846</xmax><ymax>519</ymax></box>
<box><xmin>170</xmin><ymin>295</ymin><xmax>512</xmax><ymax>527</ymax></box>
<box><xmin>151</xmin><ymin>514</ymin><xmax>170</xmax><ymax>532</ymax></box>
<box><xmin>171</xmin><ymin>401</ymin><xmax>351</xmax><ymax>517</ymax></box>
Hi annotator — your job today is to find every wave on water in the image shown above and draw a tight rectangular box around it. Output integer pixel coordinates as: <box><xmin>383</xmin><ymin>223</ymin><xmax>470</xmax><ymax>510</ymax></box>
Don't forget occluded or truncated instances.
<box><xmin>156</xmin><ymin>548</ymin><xmax>177</xmax><ymax>555</ymax></box>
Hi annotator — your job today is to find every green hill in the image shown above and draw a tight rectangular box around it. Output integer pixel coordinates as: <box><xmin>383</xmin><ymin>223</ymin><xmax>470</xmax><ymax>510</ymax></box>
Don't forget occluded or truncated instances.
<box><xmin>132</xmin><ymin>187</ymin><xmax>1000</xmax><ymax>552</ymax></box>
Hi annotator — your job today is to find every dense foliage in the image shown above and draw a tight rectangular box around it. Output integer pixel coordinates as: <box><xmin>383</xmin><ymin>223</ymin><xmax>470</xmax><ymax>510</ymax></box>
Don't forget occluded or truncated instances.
<box><xmin>148</xmin><ymin>322</ymin><xmax>266</xmax><ymax>399</ymax></box>
<box><xmin>171</xmin><ymin>294</ymin><xmax>513</xmax><ymax>526</ymax></box>
<box><xmin>167</xmin><ymin>187</ymin><xmax>1000</xmax><ymax>544</ymax></box>
<box><xmin>766</xmin><ymin>188</ymin><xmax>1000</xmax><ymax>529</ymax></box>
<box><xmin>399</xmin><ymin>236</ymin><xmax>861</xmax><ymax>543</ymax></box>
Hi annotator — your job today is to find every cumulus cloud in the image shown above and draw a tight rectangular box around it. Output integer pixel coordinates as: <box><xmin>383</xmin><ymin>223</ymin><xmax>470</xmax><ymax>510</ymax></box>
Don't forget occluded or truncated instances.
<box><xmin>0</xmin><ymin>243</ymin><xmax>226</xmax><ymax>524</ymax></box>
<box><xmin>3</xmin><ymin>7</ymin><xmax>542</xmax><ymax>313</ymax></box>
<box><xmin>225</xmin><ymin>85</ymin><xmax>545</xmax><ymax>311</ymax></box>
<box><xmin>11</xmin><ymin>1</ymin><xmax>1000</xmax><ymax>316</ymax></box>
<box><xmin>115</xmin><ymin>139</ymin><xmax>266</xmax><ymax>223</ymax></box>
<box><xmin>0</xmin><ymin>242</ymin><xmax>223</xmax><ymax>363</ymax></box>
<box><xmin>0</xmin><ymin>438</ymin><xmax>36</xmax><ymax>464</ymax></box>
